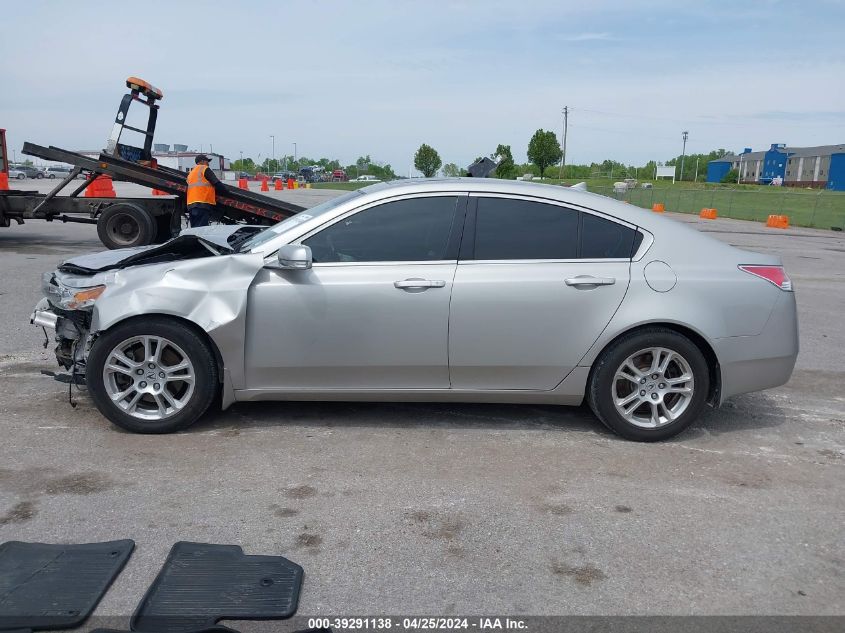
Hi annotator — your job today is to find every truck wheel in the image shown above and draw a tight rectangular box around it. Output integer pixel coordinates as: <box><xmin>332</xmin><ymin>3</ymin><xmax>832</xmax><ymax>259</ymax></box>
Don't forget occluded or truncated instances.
<box><xmin>152</xmin><ymin>210</ymin><xmax>181</xmax><ymax>244</ymax></box>
<box><xmin>86</xmin><ymin>317</ymin><xmax>219</xmax><ymax>434</ymax></box>
<box><xmin>97</xmin><ymin>203</ymin><xmax>156</xmax><ymax>249</ymax></box>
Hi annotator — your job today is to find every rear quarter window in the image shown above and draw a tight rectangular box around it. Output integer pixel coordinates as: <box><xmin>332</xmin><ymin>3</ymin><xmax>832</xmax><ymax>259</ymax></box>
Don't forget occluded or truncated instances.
<box><xmin>580</xmin><ymin>213</ymin><xmax>638</xmax><ymax>259</ymax></box>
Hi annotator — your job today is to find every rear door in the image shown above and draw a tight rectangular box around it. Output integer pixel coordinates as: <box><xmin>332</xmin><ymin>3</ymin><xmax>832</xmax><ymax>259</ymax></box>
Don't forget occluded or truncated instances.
<box><xmin>448</xmin><ymin>195</ymin><xmax>636</xmax><ymax>390</ymax></box>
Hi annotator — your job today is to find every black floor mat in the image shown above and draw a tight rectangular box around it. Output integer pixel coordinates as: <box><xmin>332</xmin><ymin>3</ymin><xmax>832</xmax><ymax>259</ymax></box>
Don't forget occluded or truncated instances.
<box><xmin>92</xmin><ymin>628</ymin><xmax>238</xmax><ymax>633</ymax></box>
<box><xmin>0</xmin><ymin>539</ymin><xmax>134</xmax><ymax>631</ymax></box>
<box><xmin>130</xmin><ymin>542</ymin><xmax>303</xmax><ymax>633</ymax></box>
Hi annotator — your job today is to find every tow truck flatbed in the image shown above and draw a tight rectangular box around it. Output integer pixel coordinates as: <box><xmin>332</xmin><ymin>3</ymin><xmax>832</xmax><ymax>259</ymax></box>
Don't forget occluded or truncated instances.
<box><xmin>1</xmin><ymin>78</ymin><xmax>306</xmax><ymax>249</ymax></box>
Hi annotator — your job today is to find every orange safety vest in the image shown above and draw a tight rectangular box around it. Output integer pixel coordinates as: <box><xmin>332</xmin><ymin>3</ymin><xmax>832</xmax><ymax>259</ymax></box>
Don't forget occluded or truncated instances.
<box><xmin>186</xmin><ymin>164</ymin><xmax>216</xmax><ymax>205</ymax></box>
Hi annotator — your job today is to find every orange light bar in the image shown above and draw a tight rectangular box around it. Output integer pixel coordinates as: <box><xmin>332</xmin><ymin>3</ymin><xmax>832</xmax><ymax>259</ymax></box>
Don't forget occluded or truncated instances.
<box><xmin>126</xmin><ymin>76</ymin><xmax>163</xmax><ymax>100</ymax></box>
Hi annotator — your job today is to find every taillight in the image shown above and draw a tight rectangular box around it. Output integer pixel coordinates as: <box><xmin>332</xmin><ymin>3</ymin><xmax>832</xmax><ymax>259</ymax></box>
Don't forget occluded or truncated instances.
<box><xmin>739</xmin><ymin>265</ymin><xmax>792</xmax><ymax>291</ymax></box>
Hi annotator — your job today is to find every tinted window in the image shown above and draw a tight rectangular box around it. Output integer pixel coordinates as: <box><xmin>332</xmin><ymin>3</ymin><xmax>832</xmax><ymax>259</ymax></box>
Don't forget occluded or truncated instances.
<box><xmin>580</xmin><ymin>213</ymin><xmax>637</xmax><ymax>258</ymax></box>
<box><xmin>474</xmin><ymin>198</ymin><xmax>578</xmax><ymax>260</ymax></box>
<box><xmin>303</xmin><ymin>196</ymin><xmax>458</xmax><ymax>263</ymax></box>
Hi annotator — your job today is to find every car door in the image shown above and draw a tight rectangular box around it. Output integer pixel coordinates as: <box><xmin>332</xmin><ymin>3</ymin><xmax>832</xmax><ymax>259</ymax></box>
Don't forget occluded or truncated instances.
<box><xmin>448</xmin><ymin>195</ymin><xmax>636</xmax><ymax>390</ymax></box>
<box><xmin>244</xmin><ymin>193</ymin><xmax>467</xmax><ymax>391</ymax></box>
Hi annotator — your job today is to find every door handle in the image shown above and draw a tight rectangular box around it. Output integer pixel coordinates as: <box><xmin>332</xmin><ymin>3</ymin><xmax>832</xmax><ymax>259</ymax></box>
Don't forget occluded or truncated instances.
<box><xmin>565</xmin><ymin>275</ymin><xmax>616</xmax><ymax>287</ymax></box>
<box><xmin>394</xmin><ymin>279</ymin><xmax>446</xmax><ymax>289</ymax></box>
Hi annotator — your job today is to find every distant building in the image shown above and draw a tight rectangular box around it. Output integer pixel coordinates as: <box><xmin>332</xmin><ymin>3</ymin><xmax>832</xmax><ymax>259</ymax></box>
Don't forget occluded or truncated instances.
<box><xmin>78</xmin><ymin>148</ymin><xmax>230</xmax><ymax>177</ymax></box>
<box><xmin>467</xmin><ymin>156</ymin><xmax>498</xmax><ymax>178</ymax></box>
<box><xmin>707</xmin><ymin>143</ymin><xmax>845</xmax><ymax>191</ymax></box>
<box><xmin>151</xmin><ymin>150</ymin><xmax>229</xmax><ymax>175</ymax></box>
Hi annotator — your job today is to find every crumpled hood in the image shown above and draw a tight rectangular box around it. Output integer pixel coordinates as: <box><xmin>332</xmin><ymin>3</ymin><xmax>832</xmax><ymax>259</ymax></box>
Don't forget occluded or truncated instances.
<box><xmin>58</xmin><ymin>225</ymin><xmax>266</xmax><ymax>274</ymax></box>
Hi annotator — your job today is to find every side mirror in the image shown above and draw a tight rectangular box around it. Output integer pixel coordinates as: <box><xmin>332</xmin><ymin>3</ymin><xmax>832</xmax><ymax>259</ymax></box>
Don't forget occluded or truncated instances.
<box><xmin>268</xmin><ymin>244</ymin><xmax>312</xmax><ymax>270</ymax></box>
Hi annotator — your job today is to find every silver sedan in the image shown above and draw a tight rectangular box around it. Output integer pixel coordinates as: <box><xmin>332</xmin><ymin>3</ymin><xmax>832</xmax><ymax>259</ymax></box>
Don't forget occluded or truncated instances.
<box><xmin>31</xmin><ymin>179</ymin><xmax>798</xmax><ymax>440</ymax></box>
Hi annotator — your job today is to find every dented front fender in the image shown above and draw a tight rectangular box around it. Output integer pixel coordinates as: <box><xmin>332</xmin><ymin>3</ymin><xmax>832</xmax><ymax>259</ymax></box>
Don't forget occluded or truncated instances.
<box><xmin>91</xmin><ymin>253</ymin><xmax>267</xmax><ymax>390</ymax></box>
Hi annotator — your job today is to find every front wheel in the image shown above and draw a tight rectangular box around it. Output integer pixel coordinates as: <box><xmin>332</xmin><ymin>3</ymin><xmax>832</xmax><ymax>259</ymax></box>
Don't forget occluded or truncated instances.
<box><xmin>86</xmin><ymin>318</ymin><xmax>219</xmax><ymax>433</ymax></box>
<box><xmin>587</xmin><ymin>328</ymin><xmax>710</xmax><ymax>441</ymax></box>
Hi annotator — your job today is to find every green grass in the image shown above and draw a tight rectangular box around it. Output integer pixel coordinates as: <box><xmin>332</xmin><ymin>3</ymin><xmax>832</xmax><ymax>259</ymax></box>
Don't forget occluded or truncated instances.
<box><xmin>589</xmin><ymin>185</ymin><xmax>845</xmax><ymax>230</ymax></box>
<box><xmin>313</xmin><ymin>178</ymin><xmax>845</xmax><ymax>229</ymax></box>
<box><xmin>311</xmin><ymin>181</ymin><xmax>373</xmax><ymax>191</ymax></box>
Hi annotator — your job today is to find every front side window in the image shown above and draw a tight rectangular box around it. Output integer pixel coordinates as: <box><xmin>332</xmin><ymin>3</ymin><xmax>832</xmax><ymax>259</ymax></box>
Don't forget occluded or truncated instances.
<box><xmin>303</xmin><ymin>196</ymin><xmax>459</xmax><ymax>263</ymax></box>
<box><xmin>473</xmin><ymin>197</ymin><xmax>578</xmax><ymax>260</ymax></box>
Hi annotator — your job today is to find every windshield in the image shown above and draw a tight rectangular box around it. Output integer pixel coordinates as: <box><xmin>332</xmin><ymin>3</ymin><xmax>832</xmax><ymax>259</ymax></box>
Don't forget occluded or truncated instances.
<box><xmin>237</xmin><ymin>190</ymin><xmax>364</xmax><ymax>252</ymax></box>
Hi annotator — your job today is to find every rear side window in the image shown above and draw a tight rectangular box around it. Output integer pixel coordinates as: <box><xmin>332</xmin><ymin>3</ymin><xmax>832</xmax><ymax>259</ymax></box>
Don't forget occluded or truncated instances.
<box><xmin>580</xmin><ymin>213</ymin><xmax>638</xmax><ymax>258</ymax></box>
<box><xmin>474</xmin><ymin>197</ymin><xmax>579</xmax><ymax>260</ymax></box>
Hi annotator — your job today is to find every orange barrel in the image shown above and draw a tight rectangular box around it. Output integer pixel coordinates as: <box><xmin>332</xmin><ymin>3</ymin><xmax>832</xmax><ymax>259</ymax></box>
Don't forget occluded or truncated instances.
<box><xmin>652</xmin><ymin>203</ymin><xmax>665</xmax><ymax>213</ymax></box>
<box><xmin>274</xmin><ymin>179</ymin><xmax>283</xmax><ymax>190</ymax></box>
<box><xmin>238</xmin><ymin>178</ymin><xmax>248</xmax><ymax>189</ymax></box>
<box><xmin>0</xmin><ymin>172</ymin><xmax>8</xmax><ymax>190</ymax></box>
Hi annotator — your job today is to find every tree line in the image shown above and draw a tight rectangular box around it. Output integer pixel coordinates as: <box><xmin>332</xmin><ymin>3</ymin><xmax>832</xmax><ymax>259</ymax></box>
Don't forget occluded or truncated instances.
<box><xmin>229</xmin><ymin>134</ymin><xmax>733</xmax><ymax>183</ymax></box>
<box><xmin>414</xmin><ymin>133</ymin><xmax>732</xmax><ymax>182</ymax></box>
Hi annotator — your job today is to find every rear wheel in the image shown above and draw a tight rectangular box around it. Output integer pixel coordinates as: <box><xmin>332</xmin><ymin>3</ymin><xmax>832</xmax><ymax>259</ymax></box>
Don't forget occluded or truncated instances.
<box><xmin>87</xmin><ymin>318</ymin><xmax>219</xmax><ymax>433</ymax></box>
<box><xmin>97</xmin><ymin>203</ymin><xmax>156</xmax><ymax>249</ymax></box>
<box><xmin>587</xmin><ymin>328</ymin><xmax>709</xmax><ymax>441</ymax></box>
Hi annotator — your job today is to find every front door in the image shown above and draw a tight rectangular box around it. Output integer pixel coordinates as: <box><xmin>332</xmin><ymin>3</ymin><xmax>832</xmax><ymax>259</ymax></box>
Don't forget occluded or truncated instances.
<box><xmin>244</xmin><ymin>194</ymin><xmax>466</xmax><ymax>390</ymax></box>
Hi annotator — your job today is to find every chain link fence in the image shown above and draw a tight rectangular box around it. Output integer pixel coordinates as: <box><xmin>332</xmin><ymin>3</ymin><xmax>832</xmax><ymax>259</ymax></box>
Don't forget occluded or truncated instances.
<box><xmin>590</xmin><ymin>186</ymin><xmax>845</xmax><ymax>230</ymax></box>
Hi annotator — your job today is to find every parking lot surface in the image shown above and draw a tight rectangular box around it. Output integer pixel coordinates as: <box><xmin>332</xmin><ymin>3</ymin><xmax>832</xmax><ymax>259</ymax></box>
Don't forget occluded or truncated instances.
<box><xmin>0</xmin><ymin>188</ymin><xmax>843</xmax><ymax>627</ymax></box>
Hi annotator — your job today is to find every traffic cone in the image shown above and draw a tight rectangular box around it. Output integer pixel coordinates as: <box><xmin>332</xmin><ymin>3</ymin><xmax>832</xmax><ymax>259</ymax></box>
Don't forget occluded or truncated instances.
<box><xmin>0</xmin><ymin>172</ymin><xmax>8</xmax><ymax>191</ymax></box>
<box><xmin>260</xmin><ymin>179</ymin><xmax>269</xmax><ymax>192</ymax></box>
<box><xmin>274</xmin><ymin>179</ymin><xmax>283</xmax><ymax>190</ymax></box>
<box><xmin>86</xmin><ymin>175</ymin><xmax>116</xmax><ymax>198</ymax></box>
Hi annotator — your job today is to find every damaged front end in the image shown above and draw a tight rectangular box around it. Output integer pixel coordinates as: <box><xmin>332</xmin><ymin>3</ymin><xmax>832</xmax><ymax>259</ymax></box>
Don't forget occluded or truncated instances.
<box><xmin>32</xmin><ymin>274</ymin><xmax>105</xmax><ymax>385</ymax></box>
<box><xmin>31</xmin><ymin>225</ymin><xmax>266</xmax><ymax>390</ymax></box>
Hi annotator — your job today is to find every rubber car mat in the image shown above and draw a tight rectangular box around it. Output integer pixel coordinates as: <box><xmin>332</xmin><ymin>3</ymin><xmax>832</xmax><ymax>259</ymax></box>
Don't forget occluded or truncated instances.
<box><xmin>91</xmin><ymin>628</ymin><xmax>239</xmax><ymax>633</ymax></box>
<box><xmin>92</xmin><ymin>628</ymin><xmax>329</xmax><ymax>633</ymax></box>
<box><xmin>130</xmin><ymin>542</ymin><xmax>304</xmax><ymax>633</ymax></box>
<box><xmin>0</xmin><ymin>539</ymin><xmax>134</xmax><ymax>631</ymax></box>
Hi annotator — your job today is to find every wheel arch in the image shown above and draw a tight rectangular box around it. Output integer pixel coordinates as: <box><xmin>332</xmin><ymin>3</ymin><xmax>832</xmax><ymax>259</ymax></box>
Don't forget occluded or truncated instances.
<box><xmin>93</xmin><ymin>313</ymin><xmax>226</xmax><ymax>388</ymax></box>
<box><xmin>586</xmin><ymin>321</ymin><xmax>721</xmax><ymax>407</ymax></box>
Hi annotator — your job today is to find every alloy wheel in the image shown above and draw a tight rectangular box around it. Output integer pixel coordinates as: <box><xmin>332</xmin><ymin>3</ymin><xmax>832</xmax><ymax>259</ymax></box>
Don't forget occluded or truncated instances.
<box><xmin>611</xmin><ymin>346</ymin><xmax>695</xmax><ymax>428</ymax></box>
<box><xmin>102</xmin><ymin>335</ymin><xmax>196</xmax><ymax>421</ymax></box>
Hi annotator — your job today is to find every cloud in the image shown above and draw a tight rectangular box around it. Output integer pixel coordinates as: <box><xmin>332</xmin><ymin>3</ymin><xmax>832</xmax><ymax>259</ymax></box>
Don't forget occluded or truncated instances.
<box><xmin>558</xmin><ymin>32</ymin><xmax>616</xmax><ymax>41</ymax></box>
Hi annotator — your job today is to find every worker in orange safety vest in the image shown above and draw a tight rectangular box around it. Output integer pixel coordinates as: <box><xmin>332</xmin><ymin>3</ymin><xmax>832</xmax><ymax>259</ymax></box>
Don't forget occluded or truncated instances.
<box><xmin>186</xmin><ymin>154</ymin><xmax>226</xmax><ymax>227</ymax></box>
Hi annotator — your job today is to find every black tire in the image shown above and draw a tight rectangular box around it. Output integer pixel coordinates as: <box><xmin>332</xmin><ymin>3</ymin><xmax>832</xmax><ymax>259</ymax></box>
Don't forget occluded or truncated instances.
<box><xmin>97</xmin><ymin>203</ymin><xmax>156</xmax><ymax>249</ymax></box>
<box><xmin>86</xmin><ymin>317</ymin><xmax>219</xmax><ymax>434</ymax></box>
<box><xmin>36</xmin><ymin>173</ymin><xmax>44</xmax><ymax>179</ymax></box>
<box><xmin>16</xmin><ymin>173</ymin><xmax>25</xmax><ymax>180</ymax></box>
<box><xmin>587</xmin><ymin>327</ymin><xmax>710</xmax><ymax>442</ymax></box>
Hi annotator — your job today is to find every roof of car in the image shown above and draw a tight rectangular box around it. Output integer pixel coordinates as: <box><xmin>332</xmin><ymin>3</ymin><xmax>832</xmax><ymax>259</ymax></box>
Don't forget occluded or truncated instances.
<box><xmin>358</xmin><ymin>177</ymin><xmax>692</xmax><ymax>236</ymax></box>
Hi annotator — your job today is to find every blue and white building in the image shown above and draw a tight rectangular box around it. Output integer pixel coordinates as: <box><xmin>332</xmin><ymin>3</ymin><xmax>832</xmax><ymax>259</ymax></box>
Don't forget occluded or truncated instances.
<box><xmin>707</xmin><ymin>144</ymin><xmax>845</xmax><ymax>191</ymax></box>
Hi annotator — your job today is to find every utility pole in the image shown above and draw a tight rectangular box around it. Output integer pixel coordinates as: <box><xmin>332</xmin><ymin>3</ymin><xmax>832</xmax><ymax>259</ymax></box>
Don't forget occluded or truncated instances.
<box><xmin>679</xmin><ymin>130</ymin><xmax>689</xmax><ymax>182</ymax></box>
<box><xmin>293</xmin><ymin>142</ymin><xmax>297</xmax><ymax>164</ymax></box>
<box><xmin>558</xmin><ymin>106</ymin><xmax>569</xmax><ymax>180</ymax></box>
<box><xmin>694</xmin><ymin>156</ymin><xmax>700</xmax><ymax>182</ymax></box>
<box><xmin>270</xmin><ymin>135</ymin><xmax>275</xmax><ymax>172</ymax></box>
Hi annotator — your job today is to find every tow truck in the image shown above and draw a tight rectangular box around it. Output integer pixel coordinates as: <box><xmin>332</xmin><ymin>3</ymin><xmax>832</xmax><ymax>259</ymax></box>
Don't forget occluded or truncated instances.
<box><xmin>0</xmin><ymin>77</ymin><xmax>304</xmax><ymax>249</ymax></box>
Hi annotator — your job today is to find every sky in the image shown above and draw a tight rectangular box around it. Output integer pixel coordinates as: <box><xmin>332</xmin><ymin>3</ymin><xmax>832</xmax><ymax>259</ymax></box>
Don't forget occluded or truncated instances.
<box><xmin>2</xmin><ymin>0</ymin><xmax>844</xmax><ymax>174</ymax></box>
